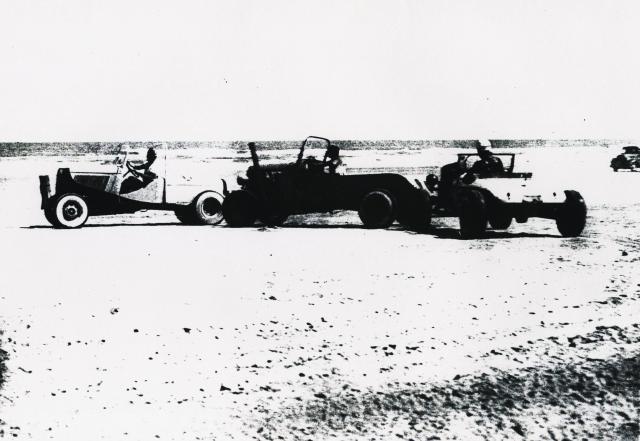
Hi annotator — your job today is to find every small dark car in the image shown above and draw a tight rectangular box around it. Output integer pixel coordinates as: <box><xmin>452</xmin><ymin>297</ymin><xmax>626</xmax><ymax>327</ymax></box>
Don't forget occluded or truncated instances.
<box><xmin>610</xmin><ymin>146</ymin><xmax>640</xmax><ymax>172</ymax></box>
<box><xmin>423</xmin><ymin>151</ymin><xmax>587</xmax><ymax>239</ymax></box>
<box><xmin>221</xmin><ymin>136</ymin><xmax>431</xmax><ymax>229</ymax></box>
<box><xmin>39</xmin><ymin>145</ymin><xmax>224</xmax><ymax>228</ymax></box>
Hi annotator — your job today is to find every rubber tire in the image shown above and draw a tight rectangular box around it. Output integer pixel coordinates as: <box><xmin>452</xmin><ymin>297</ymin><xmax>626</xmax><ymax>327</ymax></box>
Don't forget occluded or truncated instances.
<box><xmin>51</xmin><ymin>193</ymin><xmax>89</xmax><ymax>229</ymax></box>
<box><xmin>488</xmin><ymin>209</ymin><xmax>512</xmax><ymax>230</ymax></box>
<box><xmin>222</xmin><ymin>190</ymin><xmax>258</xmax><ymax>227</ymax></box>
<box><xmin>192</xmin><ymin>191</ymin><xmax>224</xmax><ymax>225</ymax></box>
<box><xmin>358</xmin><ymin>190</ymin><xmax>395</xmax><ymax>229</ymax></box>
<box><xmin>457</xmin><ymin>190</ymin><xmax>487</xmax><ymax>239</ymax></box>
<box><xmin>556</xmin><ymin>190</ymin><xmax>587</xmax><ymax>237</ymax></box>
<box><xmin>398</xmin><ymin>190</ymin><xmax>431</xmax><ymax>231</ymax></box>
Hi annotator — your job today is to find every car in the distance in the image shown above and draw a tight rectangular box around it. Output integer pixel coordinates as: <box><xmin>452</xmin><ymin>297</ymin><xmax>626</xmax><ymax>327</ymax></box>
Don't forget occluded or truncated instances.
<box><xmin>610</xmin><ymin>146</ymin><xmax>640</xmax><ymax>172</ymax></box>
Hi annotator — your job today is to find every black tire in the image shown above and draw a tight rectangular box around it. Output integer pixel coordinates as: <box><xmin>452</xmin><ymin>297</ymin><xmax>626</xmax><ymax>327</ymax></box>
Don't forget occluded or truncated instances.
<box><xmin>50</xmin><ymin>193</ymin><xmax>89</xmax><ymax>229</ymax></box>
<box><xmin>457</xmin><ymin>190</ymin><xmax>487</xmax><ymax>239</ymax></box>
<box><xmin>222</xmin><ymin>190</ymin><xmax>258</xmax><ymax>227</ymax></box>
<box><xmin>192</xmin><ymin>191</ymin><xmax>224</xmax><ymax>225</ymax></box>
<box><xmin>358</xmin><ymin>190</ymin><xmax>395</xmax><ymax>229</ymax></box>
<box><xmin>488</xmin><ymin>208</ymin><xmax>512</xmax><ymax>230</ymax></box>
<box><xmin>556</xmin><ymin>190</ymin><xmax>587</xmax><ymax>237</ymax></box>
<box><xmin>398</xmin><ymin>190</ymin><xmax>431</xmax><ymax>231</ymax></box>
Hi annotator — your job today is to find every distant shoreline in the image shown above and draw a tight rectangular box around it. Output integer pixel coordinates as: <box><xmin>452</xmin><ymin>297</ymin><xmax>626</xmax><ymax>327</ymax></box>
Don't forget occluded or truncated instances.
<box><xmin>0</xmin><ymin>139</ymin><xmax>635</xmax><ymax>158</ymax></box>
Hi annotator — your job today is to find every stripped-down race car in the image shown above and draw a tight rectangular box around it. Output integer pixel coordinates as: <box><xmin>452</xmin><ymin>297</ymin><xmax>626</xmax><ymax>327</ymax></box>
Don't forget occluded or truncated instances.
<box><xmin>422</xmin><ymin>151</ymin><xmax>587</xmax><ymax>239</ymax></box>
<box><xmin>39</xmin><ymin>144</ymin><xmax>224</xmax><ymax>228</ymax></box>
<box><xmin>610</xmin><ymin>146</ymin><xmax>640</xmax><ymax>172</ymax></box>
<box><xmin>221</xmin><ymin>136</ymin><xmax>431</xmax><ymax>229</ymax></box>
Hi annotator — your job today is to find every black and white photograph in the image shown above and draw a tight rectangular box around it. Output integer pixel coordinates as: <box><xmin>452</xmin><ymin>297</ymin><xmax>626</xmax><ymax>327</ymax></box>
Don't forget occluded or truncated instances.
<box><xmin>0</xmin><ymin>1</ymin><xmax>639</xmax><ymax>440</ymax></box>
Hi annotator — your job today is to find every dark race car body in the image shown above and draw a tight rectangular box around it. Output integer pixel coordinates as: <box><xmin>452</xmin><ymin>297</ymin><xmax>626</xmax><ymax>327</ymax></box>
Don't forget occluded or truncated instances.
<box><xmin>222</xmin><ymin>136</ymin><xmax>431</xmax><ymax>229</ymax></box>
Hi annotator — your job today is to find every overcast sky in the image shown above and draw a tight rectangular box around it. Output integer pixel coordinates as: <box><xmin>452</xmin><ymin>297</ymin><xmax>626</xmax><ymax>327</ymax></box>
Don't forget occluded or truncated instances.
<box><xmin>1</xmin><ymin>0</ymin><xmax>639</xmax><ymax>141</ymax></box>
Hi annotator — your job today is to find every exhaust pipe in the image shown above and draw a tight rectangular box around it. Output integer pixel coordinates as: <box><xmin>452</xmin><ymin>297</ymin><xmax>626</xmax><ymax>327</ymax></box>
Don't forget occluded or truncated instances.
<box><xmin>248</xmin><ymin>142</ymin><xmax>260</xmax><ymax>169</ymax></box>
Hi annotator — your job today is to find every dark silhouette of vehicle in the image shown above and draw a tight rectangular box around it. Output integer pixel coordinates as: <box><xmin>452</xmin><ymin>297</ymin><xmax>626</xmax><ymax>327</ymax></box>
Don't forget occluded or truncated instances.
<box><xmin>610</xmin><ymin>146</ymin><xmax>640</xmax><ymax>172</ymax></box>
<box><xmin>39</xmin><ymin>144</ymin><xmax>224</xmax><ymax>228</ymax></box>
<box><xmin>423</xmin><ymin>151</ymin><xmax>587</xmax><ymax>239</ymax></box>
<box><xmin>221</xmin><ymin>136</ymin><xmax>431</xmax><ymax>229</ymax></box>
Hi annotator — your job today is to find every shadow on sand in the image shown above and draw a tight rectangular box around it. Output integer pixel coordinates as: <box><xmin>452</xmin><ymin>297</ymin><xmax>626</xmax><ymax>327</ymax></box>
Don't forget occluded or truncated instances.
<box><xmin>23</xmin><ymin>222</ymin><xmax>559</xmax><ymax>239</ymax></box>
<box><xmin>24</xmin><ymin>222</ymin><xmax>189</xmax><ymax>229</ymax></box>
<box><xmin>422</xmin><ymin>227</ymin><xmax>559</xmax><ymax>240</ymax></box>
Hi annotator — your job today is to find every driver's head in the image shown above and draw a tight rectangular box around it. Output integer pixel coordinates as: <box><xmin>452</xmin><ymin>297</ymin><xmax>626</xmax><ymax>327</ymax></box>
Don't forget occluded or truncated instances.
<box><xmin>478</xmin><ymin>148</ymin><xmax>493</xmax><ymax>160</ymax></box>
<box><xmin>473</xmin><ymin>139</ymin><xmax>492</xmax><ymax>154</ymax></box>
<box><xmin>147</xmin><ymin>148</ymin><xmax>157</xmax><ymax>161</ymax></box>
<box><xmin>326</xmin><ymin>145</ymin><xmax>340</xmax><ymax>160</ymax></box>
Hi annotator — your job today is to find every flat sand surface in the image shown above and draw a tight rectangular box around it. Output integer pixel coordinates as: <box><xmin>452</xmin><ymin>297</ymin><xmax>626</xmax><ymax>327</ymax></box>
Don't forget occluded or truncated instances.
<box><xmin>0</xmin><ymin>145</ymin><xmax>639</xmax><ymax>440</ymax></box>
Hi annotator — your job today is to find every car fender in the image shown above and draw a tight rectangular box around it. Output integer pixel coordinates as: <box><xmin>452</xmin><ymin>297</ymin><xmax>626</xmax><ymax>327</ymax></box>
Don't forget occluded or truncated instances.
<box><xmin>165</xmin><ymin>183</ymin><xmax>224</xmax><ymax>205</ymax></box>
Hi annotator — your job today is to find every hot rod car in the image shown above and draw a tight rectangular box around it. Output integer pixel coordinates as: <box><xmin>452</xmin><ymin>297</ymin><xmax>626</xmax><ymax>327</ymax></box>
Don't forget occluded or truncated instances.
<box><xmin>422</xmin><ymin>151</ymin><xmax>587</xmax><ymax>239</ymax></box>
<box><xmin>221</xmin><ymin>136</ymin><xmax>431</xmax><ymax>229</ymax></box>
<box><xmin>610</xmin><ymin>146</ymin><xmax>640</xmax><ymax>172</ymax></box>
<box><xmin>39</xmin><ymin>144</ymin><xmax>224</xmax><ymax>228</ymax></box>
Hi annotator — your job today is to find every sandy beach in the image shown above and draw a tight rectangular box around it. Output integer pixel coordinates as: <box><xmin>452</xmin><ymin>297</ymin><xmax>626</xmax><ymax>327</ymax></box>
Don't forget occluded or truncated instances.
<box><xmin>0</xmin><ymin>144</ymin><xmax>639</xmax><ymax>440</ymax></box>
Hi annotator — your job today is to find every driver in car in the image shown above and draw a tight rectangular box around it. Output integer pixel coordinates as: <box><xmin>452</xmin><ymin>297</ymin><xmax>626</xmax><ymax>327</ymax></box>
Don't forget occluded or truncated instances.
<box><xmin>304</xmin><ymin>144</ymin><xmax>343</xmax><ymax>174</ymax></box>
<box><xmin>120</xmin><ymin>147</ymin><xmax>158</xmax><ymax>194</ymax></box>
<box><xmin>322</xmin><ymin>145</ymin><xmax>343</xmax><ymax>174</ymax></box>
<box><xmin>130</xmin><ymin>147</ymin><xmax>158</xmax><ymax>183</ymax></box>
<box><xmin>470</xmin><ymin>141</ymin><xmax>504</xmax><ymax>177</ymax></box>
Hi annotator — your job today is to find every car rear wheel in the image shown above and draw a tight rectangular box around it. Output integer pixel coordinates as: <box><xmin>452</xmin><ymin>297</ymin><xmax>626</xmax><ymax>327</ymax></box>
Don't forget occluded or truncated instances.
<box><xmin>51</xmin><ymin>194</ymin><xmax>89</xmax><ymax>228</ymax></box>
<box><xmin>358</xmin><ymin>190</ymin><xmax>395</xmax><ymax>229</ymax></box>
<box><xmin>193</xmin><ymin>191</ymin><xmax>224</xmax><ymax>225</ymax></box>
<box><xmin>457</xmin><ymin>190</ymin><xmax>487</xmax><ymax>239</ymax></box>
<box><xmin>175</xmin><ymin>191</ymin><xmax>224</xmax><ymax>225</ymax></box>
<box><xmin>222</xmin><ymin>190</ymin><xmax>258</xmax><ymax>227</ymax></box>
<box><xmin>556</xmin><ymin>190</ymin><xmax>587</xmax><ymax>237</ymax></box>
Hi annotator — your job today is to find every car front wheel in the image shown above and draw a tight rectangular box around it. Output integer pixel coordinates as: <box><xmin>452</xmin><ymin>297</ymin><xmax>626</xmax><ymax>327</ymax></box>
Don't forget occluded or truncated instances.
<box><xmin>358</xmin><ymin>190</ymin><xmax>395</xmax><ymax>229</ymax></box>
<box><xmin>556</xmin><ymin>190</ymin><xmax>587</xmax><ymax>237</ymax></box>
<box><xmin>222</xmin><ymin>190</ymin><xmax>258</xmax><ymax>227</ymax></box>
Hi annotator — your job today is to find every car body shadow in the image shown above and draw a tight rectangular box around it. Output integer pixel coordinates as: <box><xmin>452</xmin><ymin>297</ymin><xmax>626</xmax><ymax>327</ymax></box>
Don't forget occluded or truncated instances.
<box><xmin>24</xmin><ymin>223</ymin><xmax>558</xmax><ymax>239</ymax></box>
<box><xmin>24</xmin><ymin>222</ymin><xmax>191</xmax><ymax>229</ymax></box>
<box><xmin>418</xmin><ymin>226</ymin><xmax>559</xmax><ymax>239</ymax></box>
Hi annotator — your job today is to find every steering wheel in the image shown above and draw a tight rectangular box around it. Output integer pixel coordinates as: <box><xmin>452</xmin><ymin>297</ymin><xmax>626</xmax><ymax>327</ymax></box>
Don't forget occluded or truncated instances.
<box><xmin>124</xmin><ymin>161</ymin><xmax>141</xmax><ymax>179</ymax></box>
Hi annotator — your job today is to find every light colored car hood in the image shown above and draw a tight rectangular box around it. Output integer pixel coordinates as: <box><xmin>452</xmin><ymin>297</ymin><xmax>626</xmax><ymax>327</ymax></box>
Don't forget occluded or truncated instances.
<box><xmin>468</xmin><ymin>176</ymin><xmax>567</xmax><ymax>203</ymax></box>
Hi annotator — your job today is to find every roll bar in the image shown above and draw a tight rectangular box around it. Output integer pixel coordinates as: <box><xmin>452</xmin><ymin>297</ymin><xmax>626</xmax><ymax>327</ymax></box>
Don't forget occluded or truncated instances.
<box><xmin>296</xmin><ymin>136</ymin><xmax>332</xmax><ymax>166</ymax></box>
